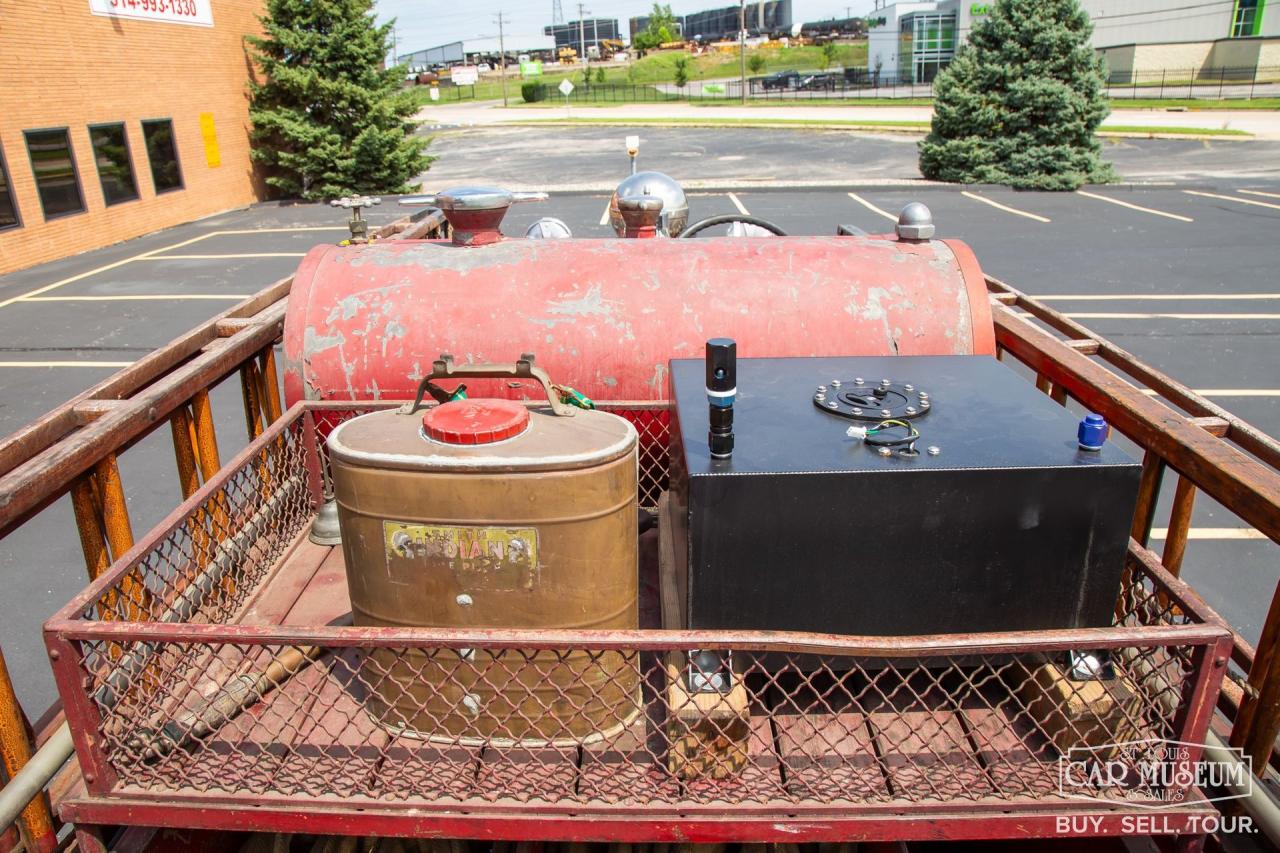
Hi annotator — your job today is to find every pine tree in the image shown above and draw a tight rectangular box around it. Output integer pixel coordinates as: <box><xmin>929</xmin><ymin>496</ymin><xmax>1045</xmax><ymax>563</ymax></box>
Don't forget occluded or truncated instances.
<box><xmin>246</xmin><ymin>0</ymin><xmax>430</xmax><ymax>200</ymax></box>
<box><xmin>918</xmin><ymin>0</ymin><xmax>1115</xmax><ymax>191</ymax></box>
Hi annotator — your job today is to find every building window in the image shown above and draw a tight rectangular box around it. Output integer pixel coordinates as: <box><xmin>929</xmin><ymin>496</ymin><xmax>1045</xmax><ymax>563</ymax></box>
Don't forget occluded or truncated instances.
<box><xmin>141</xmin><ymin>119</ymin><xmax>183</xmax><ymax>193</ymax></box>
<box><xmin>24</xmin><ymin>128</ymin><xmax>86</xmax><ymax>220</ymax></box>
<box><xmin>0</xmin><ymin>146</ymin><xmax>19</xmax><ymax>231</ymax></box>
<box><xmin>1231</xmin><ymin>0</ymin><xmax>1262</xmax><ymax>36</ymax></box>
<box><xmin>89</xmin><ymin>123</ymin><xmax>139</xmax><ymax>206</ymax></box>
<box><xmin>899</xmin><ymin>12</ymin><xmax>957</xmax><ymax>83</ymax></box>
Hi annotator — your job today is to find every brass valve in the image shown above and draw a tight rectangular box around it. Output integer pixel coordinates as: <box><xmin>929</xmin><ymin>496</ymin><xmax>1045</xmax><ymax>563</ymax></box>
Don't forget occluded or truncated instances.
<box><xmin>330</xmin><ymin>195</ymin><xmax>382</xmax><ymax>243</ymax></box>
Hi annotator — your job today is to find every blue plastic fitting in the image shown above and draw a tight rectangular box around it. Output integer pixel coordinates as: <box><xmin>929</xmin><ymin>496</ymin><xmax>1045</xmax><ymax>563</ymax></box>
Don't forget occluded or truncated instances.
<box><xmin>1078</xmin><ymin>413</ymin><xmax>1108</xmax><ymax>451</ymax></box>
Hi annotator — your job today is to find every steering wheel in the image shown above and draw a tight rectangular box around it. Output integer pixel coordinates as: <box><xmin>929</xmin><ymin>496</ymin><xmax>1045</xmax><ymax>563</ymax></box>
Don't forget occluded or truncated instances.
<box><xmin>680</xmin><ymin>214</ymin><xmax>789</xmax><ymax>237</ymax></box>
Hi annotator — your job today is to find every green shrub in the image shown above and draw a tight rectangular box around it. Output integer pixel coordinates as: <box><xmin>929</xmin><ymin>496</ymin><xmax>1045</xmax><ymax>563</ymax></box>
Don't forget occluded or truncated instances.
<box><xmin>246</xmin><ymin>0</ymin><xmax>429</xmax><ymax>199</ymax></box>
<box><xmin>673</xmin><ymin>55</ymin><xmax>690</xmax><ymax>88</ymax></box>
<box><xmin>918</xmin><ymin>0</ymin><xmax>1115</xmax><ymax>190</ymax></box>
<box><xmin>521</xmin><ymin>82</ymin><xmax>549</xmax><ymax>102</ymax></box>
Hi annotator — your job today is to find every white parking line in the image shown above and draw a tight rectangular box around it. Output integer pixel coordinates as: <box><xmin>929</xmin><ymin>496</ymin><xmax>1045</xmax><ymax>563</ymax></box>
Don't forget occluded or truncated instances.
<box><xmin>1036</xmin><ymin>293</ymin><xmax>1280</xmax><ymax>301</ymax></box>
<box><xmin>1019</xmin><ymin>311</ymin><xmax>1280</xmax><ymax>319</ymax></box>
<box><xmin>20</xmin><ymin>294</ymin><xmax>249</xmax><ymax>302</ymax></box>
<box><xmin>0</xmin><ymin>226</ymin><xmax>345</xmax><ymax>310</ymax></box>
<box><xmin>1240</xmin><ymin>189</ymin><xmax>1280</xmax><ymax>201</ymax></box>
<box><xmin>846</xmin><ymin>192</ymin><xmax>897</xmax><ymax>222</ymax></box>
<box><xmin>1141</xmin><ymin>389</ymin><xmax>1280</xmax><ymax>397</ymax></box>
<box><xmin>139</xmin><ymin>253</ymin><xmax>307</xmax><ymax>260</ymax></box>
<box><xmin>599</xmin><ymin>203</ymin><xmax>612</xmax><ymax>226</ymax></box>
<box><xmin>1149</xmin><ymin>527</ymin><xmax>1267</xmax><ymax>540</ymax></box>
<box><xmin>1185</xmin><ymin>190</ymin><xmax>1280</xmax><ymax>212</ymax></box>
<box><xmin>0</xmin><ymin>360</ymin><xmax>135</xmax><ymax>368</ymax></box>
<box><xmin>1075</xmin><ymin>190</ymin><xmax>1193</xmax><ymax>223</ymax></box>
<box><xmin>961</xmin><ymin>191</ymin><xmax>1051</xmax><ymax>223</ymax></box>
<box><xmin>727</xmin><ymin>193</ymin><xmax>750</xmax><ymax>216</ymax></box>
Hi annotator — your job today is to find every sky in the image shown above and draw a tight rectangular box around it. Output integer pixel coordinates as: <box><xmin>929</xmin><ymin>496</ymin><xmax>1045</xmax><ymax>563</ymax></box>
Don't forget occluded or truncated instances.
<box><xmin>379</xmin><ymin>1</ymin><xmax>874</xmax><ymax>57</ymax></box>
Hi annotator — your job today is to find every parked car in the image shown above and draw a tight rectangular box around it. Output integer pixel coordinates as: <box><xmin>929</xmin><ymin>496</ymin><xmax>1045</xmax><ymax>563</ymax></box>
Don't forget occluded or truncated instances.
<box><xmin>760</xmin><ymin>70</ymin><xmax>800</xmax><ymax>90</ymax></box>
<box><xmin>797</xmin><ymin>73</ymin><xmax>840</xmax><ymax>90</ymax></box>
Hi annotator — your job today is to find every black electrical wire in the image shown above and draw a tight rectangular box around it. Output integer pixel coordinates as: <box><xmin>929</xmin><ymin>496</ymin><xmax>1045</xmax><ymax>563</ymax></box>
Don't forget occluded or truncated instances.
<box><xmin>863</xmin><ymin>419</ymin><xmax>921</xmax><ymax>448</ymax></box>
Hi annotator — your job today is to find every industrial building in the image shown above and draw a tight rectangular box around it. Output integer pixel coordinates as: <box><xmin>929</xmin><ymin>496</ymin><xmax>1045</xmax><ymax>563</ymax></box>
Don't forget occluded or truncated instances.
<box><xmin>545</xmin><ymin>18</ymin><xmax>621</xmax><ymax>56</ymax></box>
<box><xmin>0</xmin><ymin>0</ymin><xmax>265</xmax><ymax>275</ymax></box>
<box><xmin>630</xmin><ymin>0</ymin><xmax>792</xmax><ymax>42</ymax></box>
<box><xmin>397</xmin><ymin>36</ymin><xmax>556</xmax><ymax>71</ymax></box>
<box><xmin>868</xmin><ymin>0</ymin><xmax>1280</xmax><ymax>84</ymax></box>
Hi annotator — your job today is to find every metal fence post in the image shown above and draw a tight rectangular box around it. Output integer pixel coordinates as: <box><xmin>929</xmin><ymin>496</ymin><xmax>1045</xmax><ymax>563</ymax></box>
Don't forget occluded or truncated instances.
<box><xmin>1220</xmin><ymin>66</ymin><xmax>1227</xmax><ymax>99</ymax></box>
<box><xmin>1159</xmin><ymin>69</ymin><xmax>1166</xmax><ymax>99</ymax></box>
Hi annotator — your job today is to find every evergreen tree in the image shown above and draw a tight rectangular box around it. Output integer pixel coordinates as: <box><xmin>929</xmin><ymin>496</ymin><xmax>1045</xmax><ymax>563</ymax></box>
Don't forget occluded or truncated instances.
<box><xmin>918</xmin><ymin>0</ymin><xmax>1115</xmax><ymax>191</ymax></box>
<box><xmin>247</xmin><ymin>0</ymin><xmax>430</xmax><ymax>200</ymax></box>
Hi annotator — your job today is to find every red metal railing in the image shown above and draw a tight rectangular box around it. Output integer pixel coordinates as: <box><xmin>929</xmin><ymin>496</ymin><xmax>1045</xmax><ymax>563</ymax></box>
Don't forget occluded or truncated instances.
<box><xmin>44</xmin><ymin>403</ymin><xmax>1232</xmax><ymax>841</ymax></box>
<box><xmin>0</xmin><ymin>230</ymin><xmax>1276</xmax><ymax>848</ymax></box>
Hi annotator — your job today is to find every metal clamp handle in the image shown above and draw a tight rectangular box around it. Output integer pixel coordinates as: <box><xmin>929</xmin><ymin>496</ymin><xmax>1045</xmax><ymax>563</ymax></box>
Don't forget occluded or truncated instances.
<box><xmin>398</xmin><ymin>353</ymin><xmax>575</xmax><ymax>417</ymax></box>
<box><xmin>330</xmin><ymin>196</ymin><xmax>381</xmax><ymax>209</ymax></box>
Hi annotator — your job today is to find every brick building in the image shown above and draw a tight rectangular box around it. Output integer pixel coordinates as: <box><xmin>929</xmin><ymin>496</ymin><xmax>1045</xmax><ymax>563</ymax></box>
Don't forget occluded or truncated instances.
<box><xmin>0</xmin><ymin>0</ymin><xmax>266</xmax><ymax>275</ymax></box>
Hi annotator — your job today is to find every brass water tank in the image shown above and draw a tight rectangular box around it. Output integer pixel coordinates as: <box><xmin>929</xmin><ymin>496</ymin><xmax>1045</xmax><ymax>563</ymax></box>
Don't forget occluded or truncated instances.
<box><xmin>327</xmin><ymin>364</ymin><xmax>639</xmax><ymax>744</ymax></box>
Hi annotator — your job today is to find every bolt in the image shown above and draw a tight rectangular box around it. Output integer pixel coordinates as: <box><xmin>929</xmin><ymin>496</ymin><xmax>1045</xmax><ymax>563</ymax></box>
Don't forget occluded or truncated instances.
<box><xmin>919</xmin><ymin>391</ymin><xmax>929</xmax><ymax>400</ymax></box>
<box><xmin>84</xmin><ymin>774</ymin><xmax>95</xmax><ymax>784</ymax></box>
<box><xmin>881</xmin><ymin>409</ymin><xmax>891</xmax><ymax>416</ymax></box>
<box><xmin>927</xmin><ymin>445</ymin><xmax>941</xmax><ymax>455</ymax></box>
<box><xmin>881</xmin><ymin>378</ymin><xmax>891</xmax><ymax>386</ymax></box>
<box><xmin>906</xmin><ymin>406</ymin><xmax>917</xmax><ymax>414</ymax></box>
<box><xmin>827</xmin><ymin>402</ymin><xmax>837</xmax><ymax>409</ymax></box>
<box><xmin>904</xmin><ymin>384</ymin><xmax>914</xmax><ymax>391</ymax></box>
<box><xmin>818</xmin><ymin>385</ymin><xmax>827</xmax><ymax>392</ymax></box>
<box><xmin>855</xmin><ymin>377</ymin><xmax>864</xmax><ymax>384</ymax></box>
<box><xmin>456</xmin><ymin>594</ymin><xmax>473</xmax><ymax>607</ymax></box>
<box><xmin>831</xmin><ymin>379</ymin><xmax>842</xmax><ymax>387</ymax></box>
<box><xmin>49</xmin><ymin>650</ymin><xmax>59</xmax><ymax>660</ymax></box>
<box><xmin>877</xmin><ymin>446</ymin><xmax>893</xmax><ymax>457</ymax></box>
<box><xmin>920</xmin><ymin>400</ymin><xmax>930</xmax><ymax>409</ymax></box>
<box><xmin>852</xmin><ymin>407</ymin><xmax>863</xmax><ymax>415</ymax></box>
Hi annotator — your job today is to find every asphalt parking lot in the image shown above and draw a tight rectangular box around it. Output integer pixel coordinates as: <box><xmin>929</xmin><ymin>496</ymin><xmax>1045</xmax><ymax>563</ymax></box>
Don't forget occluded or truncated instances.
<box><xmin>0</xmin><ymin>139</ymin><xmax>1277</xmax><ymax>715</ymax></box>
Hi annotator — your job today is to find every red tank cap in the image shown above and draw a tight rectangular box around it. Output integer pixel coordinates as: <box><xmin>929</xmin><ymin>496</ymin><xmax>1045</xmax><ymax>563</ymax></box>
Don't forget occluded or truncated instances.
<box><xmin>422</xmin><ymin>399</ymin><xmax>530</xmax><ymax>445</ymax></box>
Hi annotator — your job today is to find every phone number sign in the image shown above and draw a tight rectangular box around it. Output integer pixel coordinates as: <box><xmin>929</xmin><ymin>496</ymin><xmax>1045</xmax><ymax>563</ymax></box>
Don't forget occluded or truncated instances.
<box><xmin>90</xmin><ymin>0</ymin><xmax>213</xmax><ymax>27</ymax></box>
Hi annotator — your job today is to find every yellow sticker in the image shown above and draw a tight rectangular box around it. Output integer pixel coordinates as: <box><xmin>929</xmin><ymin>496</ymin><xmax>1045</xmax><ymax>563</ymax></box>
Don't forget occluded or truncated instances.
<box><xmin>198</xmin><ymin>112</ymin><xmax>221</xmax><ymax>168</ymax></box>
<box><xmin>384</xmin><ymin>521</ymin><xmax>538</xmax><ymax>591</ymax></box>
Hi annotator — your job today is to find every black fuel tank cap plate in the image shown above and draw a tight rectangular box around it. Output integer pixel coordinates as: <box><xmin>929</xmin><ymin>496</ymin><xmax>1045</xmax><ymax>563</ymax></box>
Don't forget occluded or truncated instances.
<box><xmin>813</xmin><ymin>378</ymin><xmax>932</xmax><ymax>421</ymax></box>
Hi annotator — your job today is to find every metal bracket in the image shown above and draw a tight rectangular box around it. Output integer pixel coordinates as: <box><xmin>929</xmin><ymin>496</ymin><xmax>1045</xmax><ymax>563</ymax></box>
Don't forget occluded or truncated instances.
<box><xmin>399</xmin><ymin>353</ymin><xmax>576</xmax><ymax>418</ymax></box>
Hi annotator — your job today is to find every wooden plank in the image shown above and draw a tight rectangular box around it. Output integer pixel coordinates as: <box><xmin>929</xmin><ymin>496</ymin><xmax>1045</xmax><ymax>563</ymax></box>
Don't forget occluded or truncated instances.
<box><xmin>238</xmin><ymin>536</ymin><xmax>331</xmax><ymax>626</ymax></box>
<box><xmin>867</xmin><ymin>682</ymin><xmax>995</xmax><ymax>802</ymax></box>
<box><xmin>283</xmin><ymin>546</ymin><xmax>350</xmax><ymax>627</ymax></box>
<box><xmin>579</xmin><ymin>715</ymin><xmax>679</xmax><ymax>804</ymax></box>
<box><xmin>774</xmin><ymin>710</ymin><xmax>886</xmax><ymax>802</ymax></box>
<box><xmin>679</xmin><ymin>692</ymin><xmax>782</xmax><ymax>804</ymax></box>
<box><xmin>134</xmin><ymin>659</ymin><xmax>331</xmax><ymax>796</ymax></box>
<box><xmin>959</xmin><ymin>697</ymin><xmax>1060</xmax><ymax>797</ymax></box>
<box><xmin>271</xmin><ymin>650</ymin><xmax>392</xmax><ymax>798</ymax></box>
<box><xmin>476</xmin><ymin>744</ymin><xmax>580</xmax><ymax>803</ymax></box>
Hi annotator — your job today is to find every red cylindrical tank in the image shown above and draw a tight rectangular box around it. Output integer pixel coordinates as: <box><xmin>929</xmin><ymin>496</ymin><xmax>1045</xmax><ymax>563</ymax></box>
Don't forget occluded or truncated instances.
<box><xmin>282</xmin><ymin>235</ymin><xmax>994</xmax><ymax>406</ymax></box>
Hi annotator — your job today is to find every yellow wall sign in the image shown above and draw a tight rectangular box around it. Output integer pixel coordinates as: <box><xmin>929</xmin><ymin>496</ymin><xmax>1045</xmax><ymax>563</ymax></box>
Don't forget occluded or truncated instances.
<box><xmin>198</xmin><ymin>112</ymin><xmax>221</xmax><ymax>167</ymax></box>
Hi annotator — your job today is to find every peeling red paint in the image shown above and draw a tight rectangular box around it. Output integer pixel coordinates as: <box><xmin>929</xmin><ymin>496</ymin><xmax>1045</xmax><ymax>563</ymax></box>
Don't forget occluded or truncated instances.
<box><xmin>283</xmin><ymin>236</ymin><xmax>994</xmax><ymax>407</ymax></box>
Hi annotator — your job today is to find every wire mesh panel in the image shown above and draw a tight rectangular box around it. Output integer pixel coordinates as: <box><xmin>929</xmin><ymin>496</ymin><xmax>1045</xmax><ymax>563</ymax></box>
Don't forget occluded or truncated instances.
<box><xmin>65</xmin><ymin>630</ymin><xmax>1220</xmax><ymax>809</ymax></box>
<box><xmin>47</xmin><ymin>403</ymin><xmax>1229</xmax><ymax>825</ymax></box>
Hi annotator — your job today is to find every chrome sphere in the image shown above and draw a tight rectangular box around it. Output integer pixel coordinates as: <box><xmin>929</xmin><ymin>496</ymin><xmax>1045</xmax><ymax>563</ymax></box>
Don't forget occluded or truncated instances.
<box><xmin>524</xmin><ymin>217</ymin><xmax>573</xmax><ymax>239</ymax></box>
<box><xmin>608</xmin><ymin>171</ymin><xmax>689</xmax><ymax>237</ymax></box>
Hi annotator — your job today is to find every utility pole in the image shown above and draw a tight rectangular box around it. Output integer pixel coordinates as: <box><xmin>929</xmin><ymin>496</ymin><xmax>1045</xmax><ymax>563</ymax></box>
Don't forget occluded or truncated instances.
<box><xmin>578</xmin><ymin>3</ymin><xmax>589</xmax><ymax>65</ymax></box>
<box><xmin>495</xmin><ymin>11</ymin><xmax>509</xmax><ymax>107</ymax></box>
<box><xmin>739</xmin><ymin>0</ymin><xmax>747</xmax><ymax>104</ymax></box>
